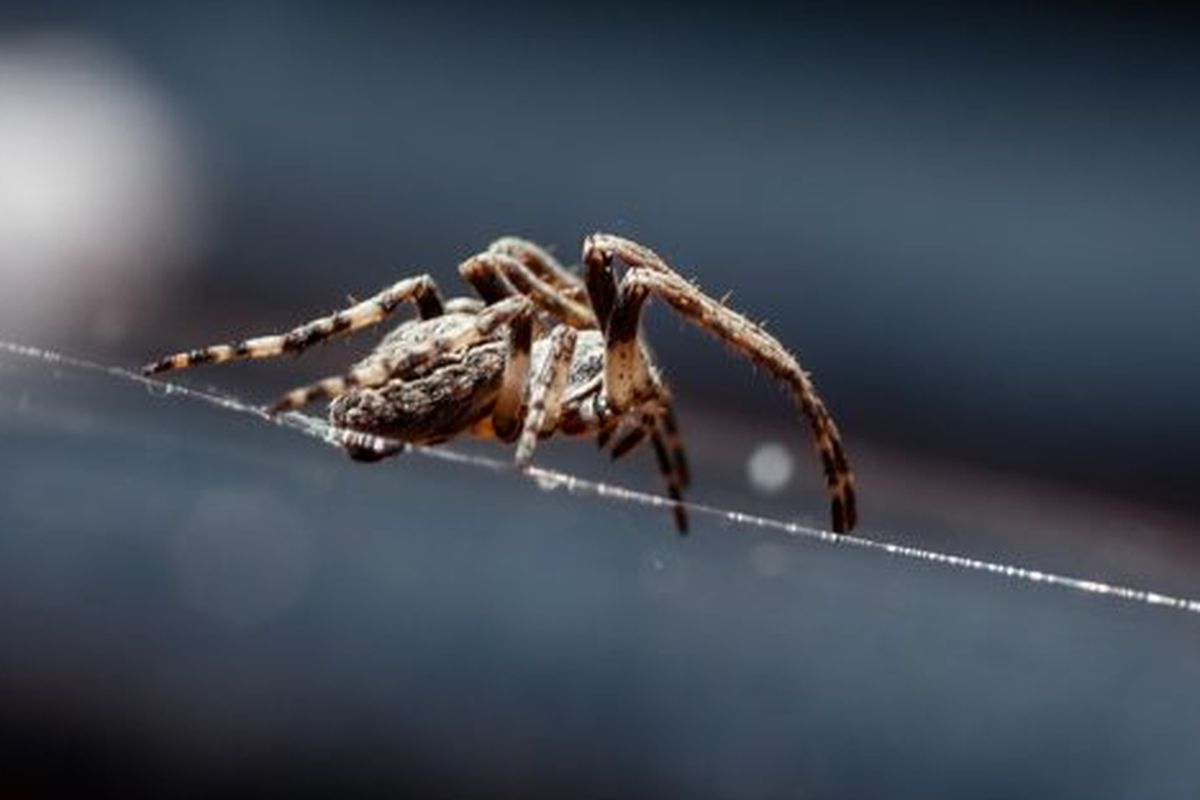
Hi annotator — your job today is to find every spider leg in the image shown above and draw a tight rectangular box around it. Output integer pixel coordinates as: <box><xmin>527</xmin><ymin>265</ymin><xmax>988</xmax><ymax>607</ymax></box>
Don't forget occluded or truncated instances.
<box><xmin>608</xmin><ymin>422</ymin><xmax>648</xmax><ymax>460</ymax></box>
<box><xmin>335</xmin><ymin>429</ymin><xmax>407</xmax><ymax>462</ymax></box>
<box><xmin>650</xmin><ymin>419</ymin><xmax>689</xmax><ymax>533</ymax></box>
<box><xmin>486</xmin><ymin>237</ymin><xmax>588</xmax><ymax>300</ymax></box>
<box><xmin>514</xmin><ymin>325</ymin><xmax>578</xmax><ymax>467</ymax></box>
<box><xmin>460</xmin><ymin>252</ymin><xmax>597</xmax><ymax>329</ymax></box>
<box><xmin>596</xmin><ymin>425</ymin><xmax>616</xmax><ymax>450</ymax></box>
<box><xmin>584</xmin><ymin>233</ymin><xmax>856</xmax><ymax>533</ymax></box>
<box><xmin>142</xmin><ymin>275</ymin><xmax>446</xmax><ymax>375</ymax></box>
<box><xmin>491</xmin><ymin>312</ymin><xmax>532</xmax><ymax>442</ymax></box>
<box><xmin>269</xmin><ymin>296</ymin><xmax>533</xmax><ymax>414</ymax></box>
<box><xmin>660</xmin><ymin>404</ymin><xmax>691</xmax><ymax>489</ymax></box>
<box><xmin>456</xmin><ymin>243</ymin><xmax>584</xmax><ymax>442</ymax></box>
<box><xmin>598</xmin><ymin>387</ymin><xmax>689</xmax><ymax>492</ymax></box>
<box><xmin>602</xmin><ymin>410</ymin><xmax>689</xmax><ymax>532</ymax></box>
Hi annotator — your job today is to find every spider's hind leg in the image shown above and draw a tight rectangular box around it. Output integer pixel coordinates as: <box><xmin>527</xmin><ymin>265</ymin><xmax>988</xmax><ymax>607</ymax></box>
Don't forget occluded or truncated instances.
<box><xmin>143</xmin><ymin>274</ymin><xmax>446</xmax><ymax>375</ymax></box>
<box><xmin>269</xmin><ymin>296</ymin><xmax>533</xmax><ymax>414</ymax></box>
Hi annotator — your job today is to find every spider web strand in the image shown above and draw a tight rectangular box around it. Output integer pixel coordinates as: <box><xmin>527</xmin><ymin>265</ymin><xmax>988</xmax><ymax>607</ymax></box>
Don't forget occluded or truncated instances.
<box><xmin>2</xmin><ymin>339</ymin><xmax>1198</xmax><ymax>617</ymax></box>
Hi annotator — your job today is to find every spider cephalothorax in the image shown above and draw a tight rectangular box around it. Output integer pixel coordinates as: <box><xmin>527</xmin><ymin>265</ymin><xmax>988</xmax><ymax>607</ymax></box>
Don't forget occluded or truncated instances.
<box><xmin>144</xmin><ymin>234</ymin><xmax>857</xmax><ymax>533</ymax></box>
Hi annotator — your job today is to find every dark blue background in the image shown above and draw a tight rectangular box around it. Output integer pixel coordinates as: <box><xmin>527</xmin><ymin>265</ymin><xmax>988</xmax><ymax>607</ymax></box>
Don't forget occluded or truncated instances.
<box><xmin>10</xmin><ymin>0</ymin><xmax>1200</xmax><ymax>511</ymax></box>
<box><xmin>2</xmin><ymin>2</ymin><xmax>1199</xmax><ymax>797</ymax></box>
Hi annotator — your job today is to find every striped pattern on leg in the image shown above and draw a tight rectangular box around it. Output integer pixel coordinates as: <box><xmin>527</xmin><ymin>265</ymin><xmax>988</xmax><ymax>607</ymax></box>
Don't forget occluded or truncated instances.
<box><xmin>491</xmin><ymin>312</ymin><xmax>533</xmax><ymax>442</ymax></box>
<box><xmin>660</xmin><ymin>404</ymin><xmax>691</xmax><ymax>489</ymax></box>
<box><xmin>514</xmin><ymin>325</ymin><xmax>578</xmax><ymax>467</ymax></box>
<box><xmin>486</xmin><ymin>237</ymin><xmax>588</xmax><ymax>300</ymax></box>
<box><xmin>604</xmin><ymin>410</ymin><xmax>689</xmax><ymax>532</ymax></box>
<box><xmin>460</xmin><ymin>253</ymin><xmax>596</xmax><ymax>329</ymax></box>
<box><xmin>142</xmin><ymin>275</ymin><xmax>445</xmax><ymax>375</ymax></box>
<box><xmin>608</xmin><ymin>421</ymin><xmax>648</xmax><ymax>460</ymax></box>
<box><xmin>650</xmin><ymin>420</ymin><xmax>689</xmax><ymax>533</ymax></box>
<box><xmin>584</xmin><ymin>233</ymin><xmax>857</xmax><ymax>533</ymax></box>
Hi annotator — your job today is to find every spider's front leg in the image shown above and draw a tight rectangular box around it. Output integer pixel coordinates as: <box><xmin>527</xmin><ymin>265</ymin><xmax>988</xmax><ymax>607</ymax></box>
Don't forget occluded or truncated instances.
<box><xmin>583</xmin><ymin>233</ymin><xmax>857</xmax><ymax>533</ymax></box>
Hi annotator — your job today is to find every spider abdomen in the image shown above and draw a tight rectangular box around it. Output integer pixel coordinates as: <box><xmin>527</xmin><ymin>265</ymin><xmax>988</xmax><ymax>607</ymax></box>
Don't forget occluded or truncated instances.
<box><xmin>330</xmin><ymin>338</ymin><xmax>507</xmax><ymax>448</ymax></box>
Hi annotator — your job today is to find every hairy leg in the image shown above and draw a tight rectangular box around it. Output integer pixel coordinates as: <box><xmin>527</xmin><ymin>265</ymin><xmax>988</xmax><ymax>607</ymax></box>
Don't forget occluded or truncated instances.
<box><xmin>486</xmin><ymin>237</ymin><xmax>588</xmax><ymax>300</ymax></box>
<box><xmin>606</xmin><ymin>410</ymin><xmax>690</xmax><ymax>533</ymax></box>
<box><xmin>514</xmin><ymin>325</ymin><xmax>578</xmax><ymax>466</ymax></box>
<box><xmin>143</xmin><ymin>275</ymin><xmax>445</xmax><ymax>375</ymax></box>
<box><xmin>584</xmin><ymin>233</ymin><xmax>856</xmax><ymax>533</ymax></box>
<box><xmin>460</xmin><ymin>252</ymin><xmax>596</xmax><ymax>329</ymax></box>
<box><xmin>650</xmin><ymin>421</ymin><xmax>689</xmax><ymax>533</ymax></box>
<box><xmin>491</xmin><ymin>313</ymin><xmax>533</xmax><ymax>442</ymax></box>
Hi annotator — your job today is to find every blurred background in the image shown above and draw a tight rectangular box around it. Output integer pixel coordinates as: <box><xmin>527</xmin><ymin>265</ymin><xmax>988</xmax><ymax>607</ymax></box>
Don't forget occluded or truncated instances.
<box><xmin>1</xmin><ymin>1</ymin><xmax>1199</xmax><ymax>797</ymax></box>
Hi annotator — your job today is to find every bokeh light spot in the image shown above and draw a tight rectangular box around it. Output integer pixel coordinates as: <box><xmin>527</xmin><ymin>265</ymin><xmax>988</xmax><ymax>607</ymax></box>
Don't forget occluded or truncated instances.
<box><xmin>0</xmin><ymin>35</ymin><xmax>204</xmax><ymax>337</ymax></box>
<box><xmin>746</xmin><ymin>442</ymin><xmax>794</xmax><ymax>494</ymax></box>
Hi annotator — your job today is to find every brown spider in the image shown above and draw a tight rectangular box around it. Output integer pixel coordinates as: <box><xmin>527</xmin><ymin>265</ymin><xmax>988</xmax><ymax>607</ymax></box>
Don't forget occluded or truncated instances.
<box><xmin>143</xmin><ymin>234</ymin><xmax>857</xmax><ymax>533</ymax></box>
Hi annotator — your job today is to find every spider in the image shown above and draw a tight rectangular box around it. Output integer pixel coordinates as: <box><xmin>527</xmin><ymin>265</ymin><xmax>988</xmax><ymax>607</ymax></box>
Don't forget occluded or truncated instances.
<box><xmin>143</xmin><ymin>234</ymin><xmax>857</xmax><ymax>533</ymax></box>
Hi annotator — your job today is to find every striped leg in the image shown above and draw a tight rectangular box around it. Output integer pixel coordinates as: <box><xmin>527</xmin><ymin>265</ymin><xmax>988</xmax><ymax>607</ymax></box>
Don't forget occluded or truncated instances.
<box><xmin>607</xmin><ymin>418</ymin><xmax>649</xmax><ymax>460</ymax></box>
<box><xmin>601</xmin><ymin>277</ymin><xmax>660</xmax><ymax>413</ymax></box>
<box><xmin>660</xmin><ymin>404</ymin><xmax>691</xmax><ymax>489</ymax></box>
<box><xmin>143</xmin><ymin>275</ymin><xmax>446</xmax><ymax>375</ymax></box>
<box><xmin>606</xmin><ymin>411</ymin><xmax>690</xmax><ymax>533</ymax></box>
<box><xmin>584</xmin><ymin>233</ymin><xmax>857</xmax><ymax>534</ymax></box>
<box><xmin>650</xmin><ymin>420</ymin><xmax>689</xmax><ymax>533</ymax></box>
<box><xmin>269</xmin><ymin>296</ymin><xmax>533</xmax><ymax>414</ymax></box>
<box><xmin>460</xmin><ymin>252</ymin><xmax>597</xmax><ymax>329</ymax></box>
<box><xmin>486</xmin><ymin>237</ymin><xmax>589</xmax><ymax>300</ymax></box>
<box><xmin>491</xmin><ymin>312</ymin><xmax>533</xmax><ymax>442</ymax></box>
<box><xmin>514</xmin><ymin>325</ymin><xmax>578</xmax><ymax>467</ymax></box>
